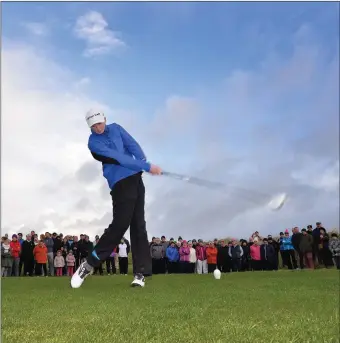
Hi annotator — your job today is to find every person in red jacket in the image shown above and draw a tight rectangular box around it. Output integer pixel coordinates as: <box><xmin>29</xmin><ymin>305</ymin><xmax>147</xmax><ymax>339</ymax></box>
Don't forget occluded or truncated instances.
<box><xmin>10</xmin><ymin>234</ymin><xmax>21</xmax><ymax>276</ymax></box>
<box><xmin>33</xmin><ymin>241</ymin><xmax>48</xmax><ymax>276</ymax></box>
<box><xmin>206</xmin><ymin>241</ymin><xmax>218</xmax><ymax>273</ymax></box>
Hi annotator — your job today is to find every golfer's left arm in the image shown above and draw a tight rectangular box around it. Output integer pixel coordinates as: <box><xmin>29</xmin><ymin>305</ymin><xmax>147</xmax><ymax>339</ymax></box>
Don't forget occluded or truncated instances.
<box><xmin>118</xmin><ymin>125</ymin><xmax>147</xmax><ymax>161</ymax></box>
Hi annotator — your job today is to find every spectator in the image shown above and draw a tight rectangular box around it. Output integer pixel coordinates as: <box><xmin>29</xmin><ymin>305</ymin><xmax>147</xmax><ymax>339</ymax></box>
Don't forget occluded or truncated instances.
<box><xmin>299</xmin><ymin>229</ymin><xmax>314</xmax><ymax>269</ymax></box>
<box><xmin>279</xmin><ymin>232</ymin><xmax>286</xmax><ymax>267</ymax></box>
<box><xmin>206</xmin><ymin>241</ymin><xmax>218</xmax><ymax>273</ymax></box>
<box><xmin>228</xmin><ymin>239</ymin><xmax>243</xmax><ymax>272</ymax></box>
<box><xmin>150</xmin><ymin>237</ymin><xmax>165</xmax><ymax>275</ymax></box>
<box><xmin>44</xmin><ymin>232</ymin><xmax>54</xmax><ymax>276</ymax></box>
<box><xmin>268</xmin><ymin>235</ymin><xmax>280</xmax><ymax>270</ymax></box>
<box><xmin>281</xmin><ymin>229</ymin><xmax>298</xmax><ymax>270</ymax></box>
<box><xmin>217</xmin><ymin>240</ymin><xmax>229</xmax><ymax>272</ymax></box>
<box><xmin>17</xmin><ymin>233</ymin><xmax>24</xmax><ymax>245</ymax></box>
<box><xmin>106</xmin><ymin>248</ymin><xmax>117</xmax><ymax>275</ymax></box>
<box><xmin>66</xmin><ymin>251</ymin><xmax>76</xmax><ymax>276</ymax></box>
<box><xmin>250</xmin><ymin>240</ymin><xmax>262</xmax><ymax>271</ymax></box>
<box><xmin>312</xmin><ymin>222</ymin><xmax>326</xmax><ymax>265</ymax></box>
<box><xmin>166</xmin><ymin>241</ymin><xmax>179</xmax><ymax>274</ymax></box>
<box><xmin>17</xmin><ymin>233</ymin><xmax>24</xmax><ymax>275</ymax></box>
<box><xmin>33</xmin><ymin>240</ymin><xmax>48</xmax><ymax>277</ymax></box>
<box><xmin>329</xmin><ymin>233</ymin><xmax>340</xmax><ymax>270</ymax></box>
<box><xmin>291</xmin><ymin>227</ymin><xmax>304</xmax><ymax>269</ymax></box>
<box><xmin>71</xmin><ymin>236</ymin><xmax>79</xmax><ymax>270</ymax></box>
<box><xmin>54</xmin><ymin>250</ymin><xmax>65</xmax><ymax>276</ymax></box>
<box><xmin>213</xmin><ymin>238</ymin><xmax>220</xmax><ymax>248</ymax></box>
<box><xmin>188</xmin><ymin>241</ymin><xmax>197</xmax><ymax>274</ymax></box>
<box><xmin>21</xmin><ymin>234</ymin><xmax>35</xmax><ymax>276</ymax></box>
<box><xmin>53</xmin><ymin>235</ymin><xmax>63</xmax><ymax>257</ymax></box>
<box><xmin>117</xmin><ymin>239</ymin><xmax>129</xmax><ymax>275</ymax></box>
<box><xmin>179</xmin><ymin>240</ymin><xmax>190</xmax><ymax>273</ymax></box>
<box><xmin>260</xmin><ymin>238</ymin><xmax>277</xmax><ymax>271</ymax></box>
<box><xmin>240</xmin><ymin>240</ymin><xmax>250</xmax><ymax>271</ymax></box>
<box><xmin>319</xmin><ymin>229</ymin><xmax>333</xmax><ymax>268</ymax></box>
<box><xmin>10</xmin><ymin>234</ymin><xmax>21</xmax><ymax>276</ymax></box>
<box><xmin>1</xmin><ymin>237</ymin><xmax>12</xmax><ymax>277</ymax></box>
<box><xmin>196</xmin><ymin>239</ymin><xmax>208</xmax><ymax>274</ymax></box>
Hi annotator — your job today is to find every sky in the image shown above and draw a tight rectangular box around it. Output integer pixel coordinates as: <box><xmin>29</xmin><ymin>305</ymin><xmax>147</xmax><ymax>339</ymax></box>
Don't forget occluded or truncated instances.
<box><xmin>2</xmin><ymin>2</ymin><xmax>339</xmax><ymax>241</ymax></box>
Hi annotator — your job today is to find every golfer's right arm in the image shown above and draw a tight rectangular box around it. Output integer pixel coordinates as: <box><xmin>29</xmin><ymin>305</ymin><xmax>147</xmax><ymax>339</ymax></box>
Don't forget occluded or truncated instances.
<box><xmin>88</xmin><ymin>139</ymin><xmax>151</xmax><ymax>173</ymax></box>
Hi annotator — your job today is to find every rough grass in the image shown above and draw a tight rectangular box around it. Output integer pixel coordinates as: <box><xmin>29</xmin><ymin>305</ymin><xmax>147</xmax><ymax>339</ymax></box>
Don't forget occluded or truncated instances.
<box><xmin>2</xmin><ymin>270</ymin><xmax>339</xmax><ymax>343</ymax></box>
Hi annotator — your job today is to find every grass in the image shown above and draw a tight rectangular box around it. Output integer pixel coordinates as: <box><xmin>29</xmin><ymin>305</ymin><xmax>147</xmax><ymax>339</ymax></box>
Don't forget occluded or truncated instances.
<box><xmin>2</xmin><ymin>270</ymin><xmax>340</xmax><ymax>343</ymax></box>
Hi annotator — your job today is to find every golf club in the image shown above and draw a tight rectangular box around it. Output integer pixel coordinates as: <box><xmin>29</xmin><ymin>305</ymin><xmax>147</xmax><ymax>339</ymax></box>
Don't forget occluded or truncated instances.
<box><xmin>161</xmin><ymin>171</ymin><xmax>287</xmax><ymax>211</ymax></box>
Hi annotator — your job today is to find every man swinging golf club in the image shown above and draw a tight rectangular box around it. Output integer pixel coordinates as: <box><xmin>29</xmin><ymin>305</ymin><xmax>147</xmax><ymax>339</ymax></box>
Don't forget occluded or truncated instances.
<box><xmin>71</xmin><ymin>109</ymin><xmax>162</xmax><ymax>289</ymax></box>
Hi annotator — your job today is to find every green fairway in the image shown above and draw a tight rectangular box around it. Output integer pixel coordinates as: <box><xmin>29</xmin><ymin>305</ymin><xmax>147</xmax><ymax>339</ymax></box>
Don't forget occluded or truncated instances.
<box><xmin>2</xmin><ymin>270</ymin><xmax>339</xmax><ymax>343</ymax></box>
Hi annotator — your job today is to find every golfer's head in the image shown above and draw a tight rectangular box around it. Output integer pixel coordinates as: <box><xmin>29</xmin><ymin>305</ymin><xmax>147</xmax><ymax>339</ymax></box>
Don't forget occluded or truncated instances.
<box><xmin>85</xmin><ymin>109</ymin><xmax>106</xmax><ymax>134</ymax></box>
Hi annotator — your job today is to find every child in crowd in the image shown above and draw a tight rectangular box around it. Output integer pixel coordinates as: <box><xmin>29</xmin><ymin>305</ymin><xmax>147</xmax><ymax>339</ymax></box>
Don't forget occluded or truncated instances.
<box><xmin>1</xmin><ymin>237</ymin><xmax>12</xmax><ymax>277</ymax></box>
<box><xmin>66</xmin><ymin>251</ymin><xmax>76</xmax><ymax>276</ymax></box>
<box><xmin>54</xmin><ymin>250</ymin><xmax>65</xmax><ymax>276</ymax></box>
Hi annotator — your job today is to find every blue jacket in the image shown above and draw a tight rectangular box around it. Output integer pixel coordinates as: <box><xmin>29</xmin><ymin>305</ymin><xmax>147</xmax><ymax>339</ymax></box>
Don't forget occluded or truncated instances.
<box><xmin>88</xmin><ymin>123</ymin><xmax>151</xmax><ymax>189</ymax></box>
<box><xmin>280</xmin><ymin>236</ymin><xmax>294</xmax><ymax>251</ymax></box>
<box><xmin>166</xmin><ymin>246</ymin><xmax>179</xmax><ymax>262</ymax></box>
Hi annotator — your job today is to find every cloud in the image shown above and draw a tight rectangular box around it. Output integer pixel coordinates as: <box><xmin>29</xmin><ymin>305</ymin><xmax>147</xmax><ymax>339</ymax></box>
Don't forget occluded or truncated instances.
<box><xmin>22</xmin><ymin>22</ymin><xmax>49</xmax><ymax>36</ymax></box>
<box><xmin>2</xmin><ymin>20</ymin><xmax>339</xmax><ymax>241</ymax></box>
<box><xmin>74</xmin><ymin>11</ymin><xmax>125</xmax><ymax>57</ymax></box>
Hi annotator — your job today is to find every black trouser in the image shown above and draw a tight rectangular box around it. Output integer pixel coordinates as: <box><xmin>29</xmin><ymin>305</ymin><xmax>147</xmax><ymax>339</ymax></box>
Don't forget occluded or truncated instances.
<box><xmin>251</xmin><ymin>260</ymin><xmax>262</xmax><ymax>271</ymax></box>
<box><xmin>19</xmin><ymin>258</ymin><xmax>24</xmax><ymax>276</ymax></box>
<box><xmin>231</xmin><ymin>259</ymin><xmax>242</xmax><ymax>272</ymax></box>
<box><xmin>94</xmin><ymin>264</ymin><xmax>103</xmax><ymax>275</ymax></box>
<box><xmin>106</xmin><ymin>257</ymin><xmax>116</xmax><ymax>274</ymax></box>
<box><xmin>208</xmin><ymin>263</ymin><xmax>216</xmax><ymax>273</ymax></box>
<box><xmin>297</xmin><ymin>250</ymin><xmax>304</xmax><ymax>269</ymax></box>
<box><xmin>35</xmin><ymin>263</ymin><xmax>47</xmax><ymax>276</ymax></box>
<box><xmin>23</xmin><ymin>259</ymin><xmax>34</xmax><ymax>276</ymax></box>
<box><xmin>152</xmin><ymin>258</ymin><xmax>165</xmax><ymax>274</ymax></box>
<box><xmin>179</xmin><ymin>261</ymin><xmax>189</xmax><ymax>274</ymax></box>
<box><xmin>282</xmin><ymin>250</ymin><xmax>298</xmax><ymax>269</ymax></box>
<box><xmin>87</xmin><ymin>173</ymin><xmax>151</xmax><ymax>276</ymax></box>
<box><xmin>262</xmin><ymin>260</ymin><xmax>275</xmax><ymax>271</ymax></box>
<box><xmin>119</xmin><ymin>257</ymin><xmax>128</xmax><ymax>274</ymax></box>
<box><xmin>167</xmin><ymin>261</ymin><xmax>178</xmax><ymax>274</ymax></box>
<box><xmin>189</xmin><ymin>262</ymin><xmax>196</xmax><ymax>273</ymax></box>
<box><xmin>334</xmin><ymin>256</ymin><xmax>340</xmax><ymax>269</ymax></box>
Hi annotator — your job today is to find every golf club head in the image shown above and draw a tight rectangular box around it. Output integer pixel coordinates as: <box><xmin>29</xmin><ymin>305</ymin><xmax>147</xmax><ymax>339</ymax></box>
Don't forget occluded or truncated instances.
<box><xmin>268</xmin><ymin>193</ymin><xmax>287</xmax><ymax>211</ymax></box>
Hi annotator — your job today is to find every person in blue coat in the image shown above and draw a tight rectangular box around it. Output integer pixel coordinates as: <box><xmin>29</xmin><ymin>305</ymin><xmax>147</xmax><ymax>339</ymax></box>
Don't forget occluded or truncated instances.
<box><xmin>281</xmin><ymin>230</ymin><xmax>298</xmax><ymax>270</ymax></box>
<box><xmin>166</xmin><ymin>242</ymin><xmax>180</xmax><ymax>274</ymax></box>
<box><xmin>71</xmin><ymin>110</ymin><xmax>162</xmax><ymax>289</ymax></box>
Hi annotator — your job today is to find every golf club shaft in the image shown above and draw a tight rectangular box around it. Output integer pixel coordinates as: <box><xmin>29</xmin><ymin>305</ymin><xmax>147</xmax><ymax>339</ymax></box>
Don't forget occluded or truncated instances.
<box><xmin>161</xmin><ymin>171</ymin><xmax>271</xmax><ymax>201</ymax></box>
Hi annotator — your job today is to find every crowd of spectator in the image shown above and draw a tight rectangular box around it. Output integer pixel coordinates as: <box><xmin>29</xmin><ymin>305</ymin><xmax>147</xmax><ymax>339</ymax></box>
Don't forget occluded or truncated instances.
<box><xmin>1</xmin><ymin>221</ymin><xmax>339</xmax><ymax>277</ymax></box>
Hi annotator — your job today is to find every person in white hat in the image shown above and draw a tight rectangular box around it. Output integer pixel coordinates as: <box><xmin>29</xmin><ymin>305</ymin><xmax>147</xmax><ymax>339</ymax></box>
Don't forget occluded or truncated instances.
<box><xmin>71</xmin><ymin>109</ymin><xmax>162</xmax><ymax>289</ymax></box>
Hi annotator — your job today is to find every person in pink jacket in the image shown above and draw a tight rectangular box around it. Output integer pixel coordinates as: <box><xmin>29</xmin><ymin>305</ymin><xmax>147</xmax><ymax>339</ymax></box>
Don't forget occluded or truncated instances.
<box><xmin>250</xmin><ymin>242</ymin><xmax>262</xmax><ymax>271</ymax></box>
<box><xmin>66</xmin><ymin>251</ymin><xmax>76</xmax><ymax>276</ymax></box>
<box><xmin>54</xmin><ymin>250</ymin><xmax>65</xmax><ymax>276</ymax></box>
<box><xmin>179</xmin><ymin>240</ymin><xmax>190</xmax><ymax>274</ymax></box>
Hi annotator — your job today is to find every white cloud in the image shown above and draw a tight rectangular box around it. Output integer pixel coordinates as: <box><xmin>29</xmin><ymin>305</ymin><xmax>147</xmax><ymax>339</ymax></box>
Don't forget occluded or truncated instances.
<box><xmin>22</xmin><ymin>22</ymin><xmax>49</xmax><ymax>36</ymax></box>
<box><xmin>74</xmin><ymin>11</ymin><xmax>125</xmax><ymax>57</ymax></box>
<box><xmin>2</xmin><ymin>41</ymin><xmax>112</xmax><ymax>236</ymax></box>
<box><xmin>2</xmin><ymin>22</ymin><xmax>339</xmax><ymax>241</ymax></box>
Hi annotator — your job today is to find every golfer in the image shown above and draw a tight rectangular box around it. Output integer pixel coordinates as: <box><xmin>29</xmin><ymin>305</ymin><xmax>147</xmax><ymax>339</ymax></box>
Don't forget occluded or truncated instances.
<box><xmin>71</xmin><ymin>110</ymin><xmax>162</xmax><ymax>289</ymax></box>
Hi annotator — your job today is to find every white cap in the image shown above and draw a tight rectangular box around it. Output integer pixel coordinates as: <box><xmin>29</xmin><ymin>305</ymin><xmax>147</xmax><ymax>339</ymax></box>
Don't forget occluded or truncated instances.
<box><xmin>85</xmin><ymin>109</ymin><xmax>106</xmax><ymax>128</ymax></box>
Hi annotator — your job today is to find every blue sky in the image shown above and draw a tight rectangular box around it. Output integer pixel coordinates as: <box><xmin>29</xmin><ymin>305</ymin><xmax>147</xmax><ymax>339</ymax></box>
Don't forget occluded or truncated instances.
<box><xmin>2</xmin><ymin>2</ymin><xmax>339</xmax><ymax>238</ymax></box>
<box><xmin>3</xmin><ymin>2</ymin><xmax>338</xmax><ymax>113</ymax></box>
